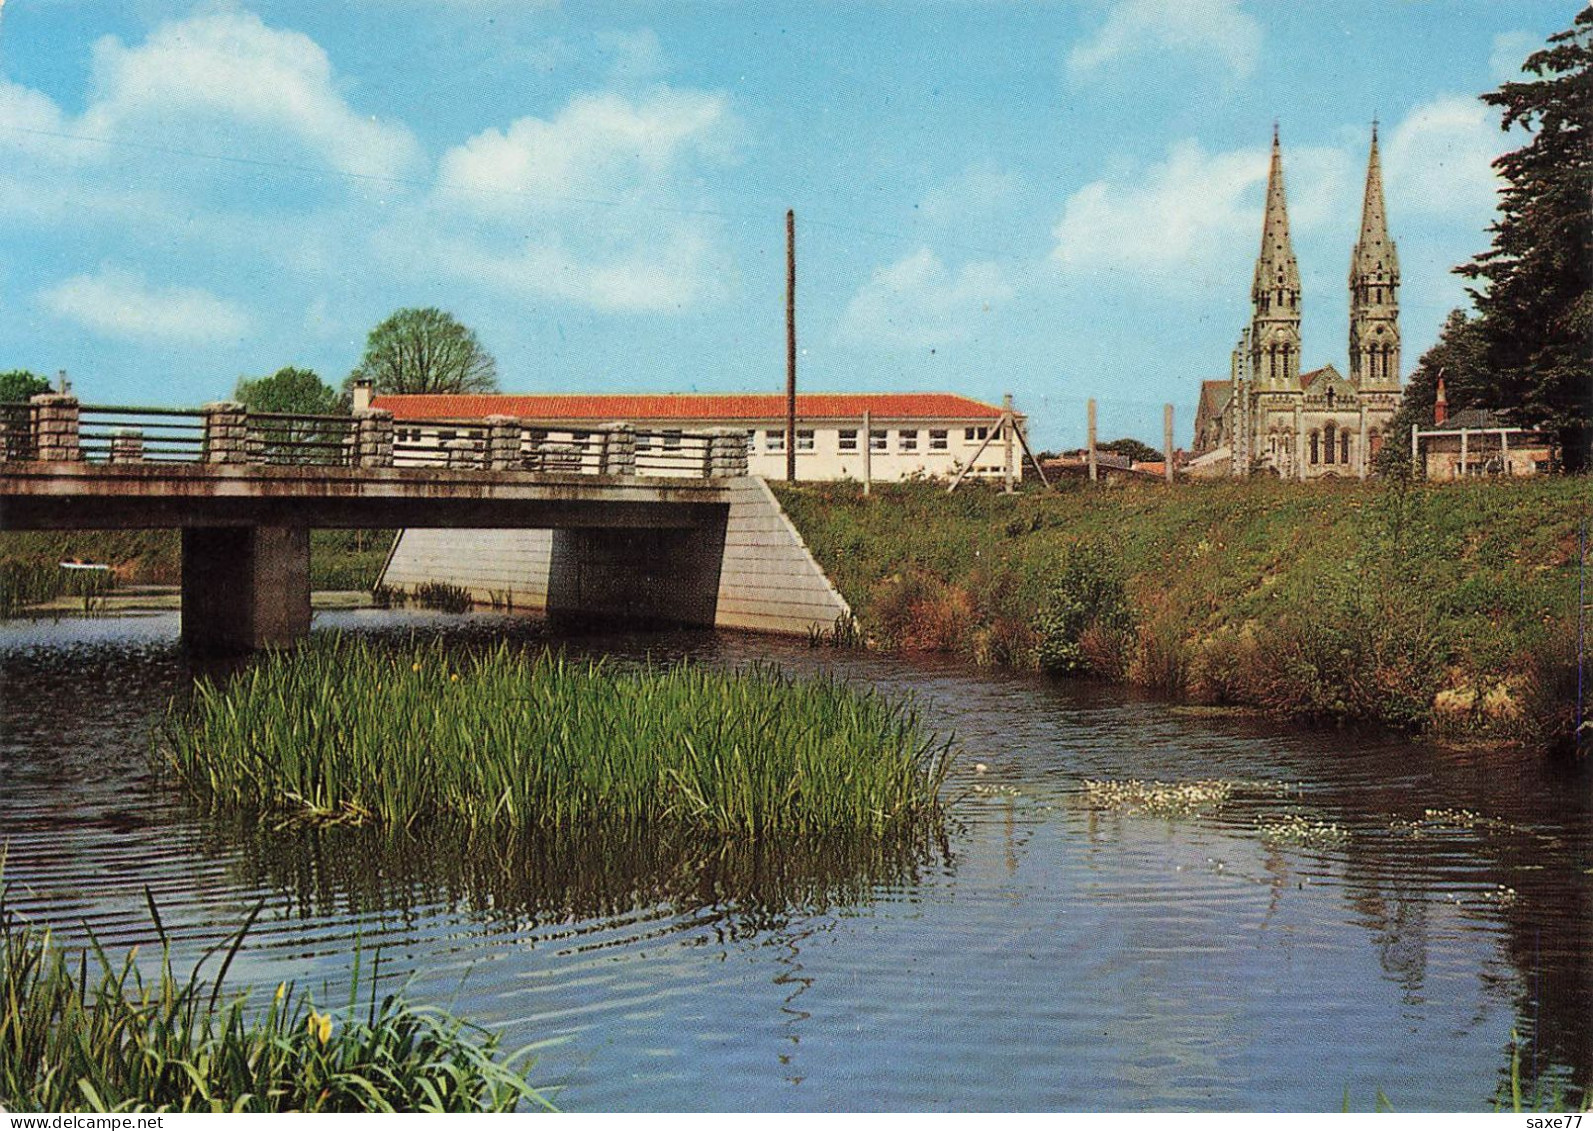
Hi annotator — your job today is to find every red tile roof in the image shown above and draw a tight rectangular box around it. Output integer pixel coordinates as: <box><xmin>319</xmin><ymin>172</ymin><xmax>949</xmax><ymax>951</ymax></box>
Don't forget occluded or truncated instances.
<box><xmin>372</xmin><ymin>392</ymin><xmax>1007</xmax><ymax>422</ymax></box>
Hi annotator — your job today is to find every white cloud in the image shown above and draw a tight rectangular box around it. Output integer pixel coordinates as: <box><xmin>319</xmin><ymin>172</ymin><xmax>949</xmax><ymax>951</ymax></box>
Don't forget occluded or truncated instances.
<box><xmin>1068</xmin><ymin>0</ymin><xmax>1261</xmax><ymax>81</ymax></box>
<box><xmin>841</xmin><ymin>249</ymin><xmax>1013</xmax><ymax>349</ymax></box>
<box><xmin>436</xmin><ymin>88</ymin><xmax>732</xmax><ymax>213</ymax></box>
<box><xmin>1384</xmin><ymin>95</ymin><xmax>1505</xmax><ymax>219</ymax></box>
<box><xmin>1489</xmin><ymin>30</ymin><xmax>1542</xmax><ymax>82</ymax></box>
<box><xmin>1049</xmin><ymin>138</ymin><xmax>1356</xmax><ymax>288</ymax></box>
<box><xmin>78</xmin><ymin>9</ymin><xmax>420</xmax><ymax>179</ymax></box>
<box><xmin>39</xmin><ymin>267</ymin><xmax>251</xmax><ymax>342</ymax></box>
<box><xmin>421</xmin><ymin>87</ymin><xmax>739</xmax><ymax>311</ymax></box>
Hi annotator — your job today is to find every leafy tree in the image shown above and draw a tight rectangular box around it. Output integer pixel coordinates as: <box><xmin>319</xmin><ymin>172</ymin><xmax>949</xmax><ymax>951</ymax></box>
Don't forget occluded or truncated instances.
<box><xmin>0</xmin><ymin>370</ymin><xmax>51</xmax><ymax>404</ymax></box>
<box><xmin>1376</xmin><ymin>309</ymin><xmax>1492</xmax><ymax>477</ymax></box>
<box><xmin>1457</xmin><ymin>9</ymin><xmax>1593</xmax><ymax>470</ymax></box>
<box><xmin>346</xmin><ymin>308</ymin><xmax>498</xmax><ymax>396</ymax></box>
<box><xmin>234</xmin><ymin>367</ymin><xmax>343</xmax><ymax>416</ymax></box>
<box><xmin>1101</xmin><ymin>437</ymin><xmax>1164</xmax><ymax>463</ymax></box>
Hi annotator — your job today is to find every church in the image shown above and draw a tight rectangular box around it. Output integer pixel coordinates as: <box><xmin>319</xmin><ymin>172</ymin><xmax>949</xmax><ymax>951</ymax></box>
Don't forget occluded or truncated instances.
<box><xmin>1190</xmin><ymin>126</ymin><xmax>1403</xmax><ymax>479</ymax></box>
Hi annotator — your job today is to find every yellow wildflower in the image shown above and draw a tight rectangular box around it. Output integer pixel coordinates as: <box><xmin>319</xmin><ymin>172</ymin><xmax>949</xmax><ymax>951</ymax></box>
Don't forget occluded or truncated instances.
<box><xmin>450</xmin><ymin>673</ymin><xmax>460</xmax><ymax>682</ymax></box>
<box><xmin>308</xmin><ymin>1010</ymin><xmax>333</xmax><ymax>1044</ymax></box>
<box><xmin>275</xmin><ymin>982</ymin><xmax>287</xmax><ymax>1003</ymax></box>
<box><xmin>412</xmin><ymin>663</ymin><xmax>422</xmax><ymax>672</ymax></box>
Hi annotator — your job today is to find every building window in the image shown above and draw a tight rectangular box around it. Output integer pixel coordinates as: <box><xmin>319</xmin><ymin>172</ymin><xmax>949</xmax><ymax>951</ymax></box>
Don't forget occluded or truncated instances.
<box><xmin>1323</xmin><ymin>423</ymin><xmax>1336</xmax><ymax>465</ymax></box>
<box><xmin>662</xmin><ymin>429</ymin><xmax>681</xmax><ymax>451</ymax></box>
<box><xmin>929</xmin><ymin>429</ymin><xmax>948</xmax><ymax>451</ymax></box>
<box><xmin>437</xmin><ymin>429</ymin><xmax>457</xmax><ymax>442</ymax></box>
<box><xmin>838</xmin><ymin>429</ymin><xmax>858</xmax><ymax>452</ymax></box>
<box><xmin>964</xmin><ymin>426</ymin><xmax>989</xmax><ymax>443</ymax></box>
<box><xmin>870</xmin><ymin>429</ymin><xmax>887</xmax><ymax>452</ymax></box>
<box><xmin>1340</xmin><ymin>431</ymin><xmax>1350</xmax><ymax>465</ymax></box>
<box><xmin>746</xmin><ymin>431</ymin><xmax>757</xmax><ymax>452</ymax></box>
<box><xmin>898</xmin><ymin>429</ymin><xmax>918</xmax><ymax>452</ymax></box>
<box><xmin>765</xmin><ymin>429</ymin><xmax>785</xmax><ymax>453</ymax></box>
<box><xmin>796</xmin><ymin>429</ymin><xmax>815</xmax><ymax>452</ymax></box>
<box><xmin>1309</xmin><ymin>432</ymin><xmax>1320</xmax><ymax>464</ymax></box>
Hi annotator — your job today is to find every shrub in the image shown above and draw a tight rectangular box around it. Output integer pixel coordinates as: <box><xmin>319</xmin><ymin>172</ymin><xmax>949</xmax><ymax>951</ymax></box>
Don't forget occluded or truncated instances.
<box><xmin>1035</xmin><ymin>541</ymin><xmax>1136</xmax><ymax>677</ymax></box>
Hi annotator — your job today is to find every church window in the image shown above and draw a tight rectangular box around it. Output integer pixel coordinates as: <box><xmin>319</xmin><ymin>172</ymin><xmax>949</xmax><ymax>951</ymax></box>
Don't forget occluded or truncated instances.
<box><xmin>1324</xmin><ymin>423</ymin><xmax>1336</xmax><ymax>465</ymax></box>
<box><xmin>1340</xmin><ymin>431</ymin><xmax>1350</xmax><ymax>464</ymax></box>
<box><xmin>1326</xmin><ymin>386</ymin><xmax>1336</xmax><ymax>408</ymax></box>
<box><xmin>1309</xmin><ymin>432</ymin><xmax>1320</xmax><ymax>464</ymax></box>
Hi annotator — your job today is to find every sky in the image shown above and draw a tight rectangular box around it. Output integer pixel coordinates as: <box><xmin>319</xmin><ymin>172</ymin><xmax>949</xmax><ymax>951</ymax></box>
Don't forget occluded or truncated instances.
<box><xmin>0</xmin><ymin>0</ymin><xmax>1579</xmax><ymax>450</ymax></box>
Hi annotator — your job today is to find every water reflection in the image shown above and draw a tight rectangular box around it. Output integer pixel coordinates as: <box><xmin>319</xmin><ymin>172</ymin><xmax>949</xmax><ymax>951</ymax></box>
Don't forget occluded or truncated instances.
<box><xmin>1</xmin><ymin>611</ymin><xmax>1588</xmax><ymax>1110</ymax></box>
<box><xmin>202</xmin><ymin>817</ymin><xmax>950</xmax><ymax>944</ymax></box>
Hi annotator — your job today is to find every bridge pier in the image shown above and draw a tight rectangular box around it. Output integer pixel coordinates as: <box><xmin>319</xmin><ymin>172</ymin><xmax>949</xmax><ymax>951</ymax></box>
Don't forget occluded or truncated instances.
<box><xmin>181</xmin><ymin>526</ymin><xmax>311</xmax><ymax>653</ymax></box>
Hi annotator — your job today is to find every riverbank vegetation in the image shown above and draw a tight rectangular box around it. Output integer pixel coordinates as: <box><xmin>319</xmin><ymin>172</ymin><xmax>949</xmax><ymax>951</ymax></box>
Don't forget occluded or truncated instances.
<box><xmin>0</xmin><ymin>902</ymin><xmax>546</xmax><ymax>1112</ymax></box>
<box><xmin>775</xmin><ymin>477</ymin><xmax>1589</xmax><ymax>753</ymax></box>
<box><xmin>0</xmin><ymin>530</ymin><xmax>394</xmax><ymax>613</ymax></box>
<box><xmin>160</xmin><ymin>636</ymin><xmax>949</xmax><ymax>837</ymax></box>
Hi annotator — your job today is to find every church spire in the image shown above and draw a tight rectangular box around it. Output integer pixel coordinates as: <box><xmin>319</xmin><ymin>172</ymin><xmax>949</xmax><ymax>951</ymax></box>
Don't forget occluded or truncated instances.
<box><xmin>1249</xmin><ymin>125</ymin><xmax>1302</xmax><ymax>389</ymax></box>
<box><xmin>1349</xmin><ymin>122</ymin><xmax>1400</xmax><ymax>389</ymax></box>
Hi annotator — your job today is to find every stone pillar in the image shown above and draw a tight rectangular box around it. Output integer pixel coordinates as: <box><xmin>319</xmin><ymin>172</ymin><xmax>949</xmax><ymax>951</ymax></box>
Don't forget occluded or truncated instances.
<box><xmin>353</xmin><ymin>408</ymin><xmax>394</xmax><ymax>468</ymax></box>
<box><xmin>1358</xmin><ymin>405</ymin><xmax>1369</xmax><ymax>479</ymax></box>
<box><xmin>109</xmin><ymin>429</ymin><xmax>145</xmax><ymax>463</ymax></box>
<box><xmin>707</xmin><ymin>429</ymin><xmax>750</xmax><ymax>478</ymax></box>
<box><xmin>30</xmin><ymin>394</ymin><xmax>80</xmax><ymax>462</ymax></box>
<box><xmin>444</xmin><ymin>437</ymin><xmax>478</xmax><ymax>469</ymax></box>
<box><xmin>599</xmin><ymin>423</ymin><xmax>636</xmax><ymax>476</ymax></box>
<box><xmin>203</xmin><ymin>402</ymin><xmax>248</xmax><ymax>464</ymax></box>
<box><xmin>485</xmin><ymin>415</ymin><xmax>522</xmax><ymax>471</ymax></box>
<box><xmin>181</xmin><ymin>526</ymin><xmax>311</xmax><ymax>653</ymax></box>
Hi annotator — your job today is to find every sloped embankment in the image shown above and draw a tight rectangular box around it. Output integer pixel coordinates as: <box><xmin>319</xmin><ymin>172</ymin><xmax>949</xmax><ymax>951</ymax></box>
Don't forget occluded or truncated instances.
<box><xmin>774</xmin><ymin>477</ymin><xmax>1590</xmax><ymax>754</ymax></box>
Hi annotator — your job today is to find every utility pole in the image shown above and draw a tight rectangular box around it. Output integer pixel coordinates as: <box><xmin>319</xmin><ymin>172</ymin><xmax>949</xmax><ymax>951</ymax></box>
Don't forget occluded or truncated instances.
<box><xmin>1087</xmin><ymin>399</ymin><xmax>1098</xmax><ymax>484</ymax></box>
<box><xmin>1003</xmin><ymin>393</ymin><xmax>1015</xmax><ymax>493</ymax></box>
<box><xmin>1163</xmin><ymin>403</ymin><xmax>1175</xmax><ymax>483</ymax></box>
<box><xmin>786</xmin><ymin>209</ymin><xmax>797</xmax><ymax>483</ymax></box>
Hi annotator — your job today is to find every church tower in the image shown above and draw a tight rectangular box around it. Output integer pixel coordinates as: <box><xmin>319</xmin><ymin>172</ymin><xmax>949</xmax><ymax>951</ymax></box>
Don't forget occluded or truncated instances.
<box><xmin>1349</xmin><ymin>123</ymin><xmax>1400</xmax><ymax>389</ymax></box>
<box><xmin>1249</xmin><ymin>126</ymin><xmax>1302</xmax><ymax>389</ymax></box>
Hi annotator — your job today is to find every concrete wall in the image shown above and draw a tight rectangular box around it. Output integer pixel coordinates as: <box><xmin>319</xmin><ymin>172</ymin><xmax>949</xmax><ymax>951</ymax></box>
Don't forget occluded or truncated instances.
<box><xmin>380</xmin><ymin>476</ymin><xmax>851</xmax><ymax>635</ymax></box>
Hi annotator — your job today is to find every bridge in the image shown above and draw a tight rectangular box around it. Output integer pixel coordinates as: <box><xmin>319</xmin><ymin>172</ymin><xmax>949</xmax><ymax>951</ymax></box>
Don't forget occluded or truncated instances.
<box><xmin>0</xmin><ymin>394</ymin><xmax>848</xmax><ymax>652</ymax></box>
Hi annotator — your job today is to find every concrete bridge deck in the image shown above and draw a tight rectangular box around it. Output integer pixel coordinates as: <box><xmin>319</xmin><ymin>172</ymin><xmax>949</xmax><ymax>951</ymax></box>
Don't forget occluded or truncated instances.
<box><xmin>0</xmin><ymin>396</ymin><xmax>849</xmax><ymax>651</ymax></box>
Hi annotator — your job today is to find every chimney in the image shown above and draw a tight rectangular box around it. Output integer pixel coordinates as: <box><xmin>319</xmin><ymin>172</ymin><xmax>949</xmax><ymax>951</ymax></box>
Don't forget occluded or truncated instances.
<box><xmin>1433</xmin><ymin>373</ymin><xmax>1447</xmax><ymax>426</ymax></box>
<box><xmin>352</xmin><ymin>378</ymin><xmax>374</xmax><ymax>412</ymax></box>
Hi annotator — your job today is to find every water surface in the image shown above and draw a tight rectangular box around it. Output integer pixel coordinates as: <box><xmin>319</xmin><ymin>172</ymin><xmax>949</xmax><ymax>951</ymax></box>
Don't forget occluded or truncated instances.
<box><xmin>1</xmin><ymin>610</ymin><xmax>1587</xmax><ymax>1110</ymax></box>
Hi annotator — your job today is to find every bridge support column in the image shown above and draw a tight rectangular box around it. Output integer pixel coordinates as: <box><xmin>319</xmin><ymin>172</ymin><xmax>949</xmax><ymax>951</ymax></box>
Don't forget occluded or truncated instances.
<box><xmin>546</xmin><ymin>519</ymin><xmax>728</xmax><ymax>629</ymax></box>
<box><xmin>181</xmin><ymin>526</ymin><xmax>311</xmax><ymax>653</ymax></box>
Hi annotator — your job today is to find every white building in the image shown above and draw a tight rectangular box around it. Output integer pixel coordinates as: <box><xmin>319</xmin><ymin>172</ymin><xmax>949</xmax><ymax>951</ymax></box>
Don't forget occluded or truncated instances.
<box><xmin>364</xmin><ymin>391</ymin><xmax>1026</xmax><ymax>482</ymax></box>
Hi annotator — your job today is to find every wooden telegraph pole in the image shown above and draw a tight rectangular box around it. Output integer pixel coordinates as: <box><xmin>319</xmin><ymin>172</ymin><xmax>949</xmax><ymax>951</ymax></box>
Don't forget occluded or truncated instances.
<box><xmin>1164</xmin><ymin>403</ymin><xmax>1175</xmax><ymax>483</ymax></box>
<box><xmin>1087</xmin><ymin>399</ymin><xmax>1099</xmax><ymax>483</ymax></box>
<box><xmin>786</xmin><ymin>209</ymin><xmax>797</xmax><ymax>483</ymax></box>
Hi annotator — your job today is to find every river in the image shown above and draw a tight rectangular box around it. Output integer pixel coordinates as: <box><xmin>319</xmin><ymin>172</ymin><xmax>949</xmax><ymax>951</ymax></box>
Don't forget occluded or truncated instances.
<box><xmin>1</xmin><ymin>610</ymin><xmax>1588</xmax><ymax>1111</ymax></box>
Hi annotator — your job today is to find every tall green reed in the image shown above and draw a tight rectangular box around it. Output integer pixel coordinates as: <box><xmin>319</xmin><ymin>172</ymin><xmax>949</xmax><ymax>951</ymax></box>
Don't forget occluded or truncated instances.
<box><xmin>0</xmin><ymin>892</ymin><xmax>548</xmax><ymax>1113</ymax></box>
<box><xmin>159</xmin><ymin>636</ymin><xmax>950</xmax><ymax>838</ymax></box>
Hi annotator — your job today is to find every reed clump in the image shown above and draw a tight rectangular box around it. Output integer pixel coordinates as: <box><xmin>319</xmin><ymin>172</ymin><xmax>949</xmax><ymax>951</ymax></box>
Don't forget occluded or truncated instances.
<box><xmin>159</xmin><ymin>636</ymin><xmax>950</xmax><ymax>838</ymax></box>
<box><xmin>0</xmin><ymin>901</ymin><xmax>546</xmax><ymax>1113</ymax></box>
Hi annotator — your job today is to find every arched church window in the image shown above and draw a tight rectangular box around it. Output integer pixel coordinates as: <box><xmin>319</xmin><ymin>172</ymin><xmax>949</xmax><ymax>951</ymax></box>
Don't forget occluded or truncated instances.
<box><xmin>1310</xmin><ymin>432</ymin><xmax>1320</xmax><ymax>464</ymax></box>
<box><xmin>1324</xmin><ymin>423</ymin><xmax>1336</xmax><ymax>465</ymax></box>
<box><xmin>1340</xmin><ymin>430</ymin><xmax>1351</xmax><ymax>464</ymax></box>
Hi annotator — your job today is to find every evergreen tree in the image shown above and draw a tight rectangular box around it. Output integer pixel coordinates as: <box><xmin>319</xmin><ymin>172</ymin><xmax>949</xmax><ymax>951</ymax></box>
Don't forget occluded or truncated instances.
<box><xmin>1376</xmin><ymin>310</ymin><xmax>1490</xmax><ymax>477</ymax></box>
<box><xmin>234</xmin><ymin>367</ymin><xmax>343</xmax><ymax>416</ymax></box>
<box><xmin>1457</xmin><ymin>9</ymin><xmax>1593</xmax><ymax>470</ymax></box>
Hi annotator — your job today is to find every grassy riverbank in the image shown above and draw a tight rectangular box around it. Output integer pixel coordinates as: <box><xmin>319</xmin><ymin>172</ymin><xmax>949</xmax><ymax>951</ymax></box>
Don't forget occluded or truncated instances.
<box><xmin>775</xmin><ymin>477</ymin><xmax>1589</xmax><ymax>753</ymax></box>
<box><xmin>0</xmin><ymin>530</ymin><xmax>394</xmax><ymax>614</ymax></box>
<box><xmin>0</xmin><ymin>907</ymin><xmax>545</xmax><ymax>1112</ymax></box>
<box><xmin>161</xmin><ymin>636</ymin><xmax>949</xmax><ymax>836</ymax></box>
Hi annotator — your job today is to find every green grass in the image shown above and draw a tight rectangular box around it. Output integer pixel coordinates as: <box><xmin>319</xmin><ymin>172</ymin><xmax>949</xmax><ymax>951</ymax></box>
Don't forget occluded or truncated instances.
<box><xmin>0</xmin><ymin>898</ymin><xmax>548</xmax><ymax>1113</ymax></box>
<box><xmin>158</xmin><ymin>635</ymin><xmax>950</xmax><ymax>837</ymax></box>
<box><xmin>774</xmin><ymin>476</ymin><xmax>1591</xmax><ymax>751</ymax></box>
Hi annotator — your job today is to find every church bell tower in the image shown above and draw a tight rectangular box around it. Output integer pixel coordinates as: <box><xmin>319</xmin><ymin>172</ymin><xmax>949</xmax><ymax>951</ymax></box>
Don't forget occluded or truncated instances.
<box><xmin>1249</xmin><ymin>126</ymin><xmax>1303</xmax><ymax>390</ymax></box>
<box><xmin>1349</xmin><ymin>123</ymin><xmax>1400</xmax><ymax>390</ymax></box>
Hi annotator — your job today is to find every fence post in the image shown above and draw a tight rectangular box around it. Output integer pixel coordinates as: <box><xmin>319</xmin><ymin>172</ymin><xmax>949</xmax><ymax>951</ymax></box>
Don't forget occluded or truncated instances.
<box><xmin>110</xmin><ymin>429</ymin><xmax>145</xmax><ymax>463</ymax></box>
<box><xmin>600</xmin><ymin>422</ymin><xmax>636</xmax><ymax>476</ymax></box>
<box><xmin>485</xmin><ymin>414</ymin><xmax>521</xmax><ymax>471</ymax></box>
<box><xmin>354</xmin><ymin>408</ymin><xmax>394</xmax><ymax>469</ymax></box>
<box><xmin>708</xmin><ymin>429</ymin><xmax>749</xmax><ymax>478</ymax></box>
<box><xmin>202</xmin><ymin>402</ymin><xmax>248</xmax><ymax>464</ymax></box>
<box><xmin>30</xmin><ymin>394</ymin><xmax>80</xmax><ymax>462</ymax></box>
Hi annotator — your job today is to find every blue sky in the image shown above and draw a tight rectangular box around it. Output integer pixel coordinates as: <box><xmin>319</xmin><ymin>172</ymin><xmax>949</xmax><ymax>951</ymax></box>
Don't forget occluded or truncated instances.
<box><xmin>0</xmin><ymin>1</ymin><xmax>1578</xmax><ymax>449</ymax></box>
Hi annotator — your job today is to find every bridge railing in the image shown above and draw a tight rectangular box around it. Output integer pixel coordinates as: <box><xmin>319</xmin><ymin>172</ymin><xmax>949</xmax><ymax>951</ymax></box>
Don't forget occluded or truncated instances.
<box><xmin>0</xmin><ymin>397</ymin><xmax>751</xmax><ymax>479</ymax></box>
